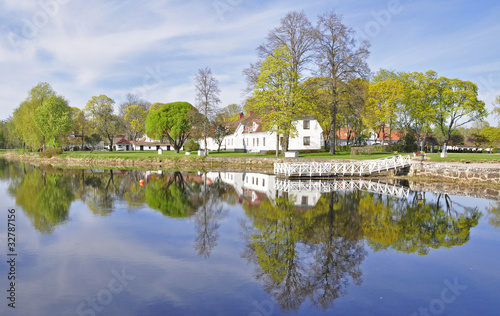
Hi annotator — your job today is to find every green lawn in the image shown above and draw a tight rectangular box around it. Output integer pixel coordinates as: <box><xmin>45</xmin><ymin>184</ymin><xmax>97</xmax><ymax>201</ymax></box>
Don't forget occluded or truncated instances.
<box><xmin>58</xmin><ymin>149</ymin><xmax>395</xmax><ymax>160</ymax></box>
<box><xmin>4</xmin><ymin>148</ymin><xmax>500</xmax><ymax>163</ymax></box>
<box><xmin>425</xmin><ymin>152</ymin><xmax>500</xmax><ymax>162</ymax></box>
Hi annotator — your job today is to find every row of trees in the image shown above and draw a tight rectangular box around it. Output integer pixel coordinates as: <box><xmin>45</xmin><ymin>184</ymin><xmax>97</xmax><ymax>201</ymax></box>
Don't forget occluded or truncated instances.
<box><xmin>3</xmin><ymin>62</ymin><xmax>226</xmax><ymax>153</ymax></box>
<box><xmin>242</xmin><ymin>10</ymin><xmax>490</xmax><ymax>155</ymax></box>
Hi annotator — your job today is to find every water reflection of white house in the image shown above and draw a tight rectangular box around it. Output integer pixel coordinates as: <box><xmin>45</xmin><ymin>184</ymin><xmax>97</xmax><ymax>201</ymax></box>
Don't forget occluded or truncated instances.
<box><xmin>207</xmin><ymin>172</ymin><xmax>410</xmax><ymax>208</ymax></box>
<box><xmin>206</xmin><ymin>172</ymin><xmax>321</xmax><ymax>208</ymax></box>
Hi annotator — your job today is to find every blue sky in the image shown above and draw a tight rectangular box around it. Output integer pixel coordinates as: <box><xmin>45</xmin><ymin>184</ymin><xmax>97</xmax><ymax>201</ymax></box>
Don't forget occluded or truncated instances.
<box><xmin>1</xmin><ymin>0</ymin><xmax>499</xmax><ymax>123</ymax></box>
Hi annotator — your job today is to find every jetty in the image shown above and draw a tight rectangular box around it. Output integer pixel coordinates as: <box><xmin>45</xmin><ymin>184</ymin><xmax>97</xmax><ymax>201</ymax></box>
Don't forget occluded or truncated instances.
<box><xmin>274</xmin><ymin>155</ymin><xmax>412</xmax><ymax>178</ymax></box>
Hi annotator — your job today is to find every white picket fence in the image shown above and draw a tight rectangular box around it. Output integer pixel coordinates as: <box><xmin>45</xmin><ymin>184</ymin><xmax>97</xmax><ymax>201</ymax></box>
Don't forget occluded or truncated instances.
<box><xmin>274</xmin><ymin>155</ymin><xmax>412</xmax><ymax>177</ymax></box>
<box><xmin>275</xmin><ymin>178</ymin><xmax>410</xmax><ymax>198</ymax></box>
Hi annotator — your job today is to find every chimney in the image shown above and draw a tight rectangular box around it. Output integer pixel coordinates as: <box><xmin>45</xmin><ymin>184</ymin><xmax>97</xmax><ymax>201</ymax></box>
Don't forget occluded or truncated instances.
<box><xmin>239</xmin><ymin>112</ymin><xmax>244</xmax><ymax>119</ymax></box>
<box><xmin>249</xmin><ymin>111</ymin><xmax>254</xmax><ymax>117</ymax></box>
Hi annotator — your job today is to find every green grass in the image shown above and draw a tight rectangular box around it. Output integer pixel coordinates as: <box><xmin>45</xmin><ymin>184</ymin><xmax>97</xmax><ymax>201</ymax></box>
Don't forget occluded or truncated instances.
<box><xmin>6</xmin><ymin>148</ymin><xmax>500</xmax><ymax>163</ymax></box>
<box><xmin>425</xmin><ymin>152</ymin><xmax>500</xmax><ymax>162</ymax></box>
<box><xmin>58</xmin><ymin>149</ymin><xmax>396</xmax><ymax>160</ymax></box>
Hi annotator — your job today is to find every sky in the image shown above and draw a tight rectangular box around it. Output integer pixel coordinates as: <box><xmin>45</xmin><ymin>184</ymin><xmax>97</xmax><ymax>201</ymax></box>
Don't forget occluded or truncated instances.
<box><xmin>1</xmin><ymin>0</ymin><xmax>499</xmax><ymax>123</ymax></box>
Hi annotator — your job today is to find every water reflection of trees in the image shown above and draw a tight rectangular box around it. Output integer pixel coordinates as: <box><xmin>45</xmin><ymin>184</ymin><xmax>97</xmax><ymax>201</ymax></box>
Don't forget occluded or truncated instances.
<box><xmin>241</xmin><ymin>187</ymin><xmax>481</xmax><ymax>312</ymax></box>
<box><xmin>242</xmin><ymin>192</ymin><xmax>366</xmax><ymax>311</ymax></box>
<box><xmin>363</xmin><ymin>192</ymin><xmax>480</xmax><ymax>255</ymax></box>
<box><xmin>145</xmin><ymin>172</ymin><xmax>204</xmax><ymax>218</ymax></box>
<box><xmin>8</xmin><ymin>164</ymin><xmax>74</xmax><ymax>234</ymax></box>
<box><xmin>194</xmin><ymin>174</ymin><xmax>228</xmax><ymax>259</ymax></box>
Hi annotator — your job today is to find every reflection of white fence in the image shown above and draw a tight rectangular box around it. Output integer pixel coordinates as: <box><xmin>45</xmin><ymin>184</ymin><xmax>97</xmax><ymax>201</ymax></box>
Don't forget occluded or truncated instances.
<box><xmin>274</xmin><ymin>155</ymin><xmax>412</xmax><ymax>177</ymax></box>
<box><xmin>275</xmin><ymin>179</ymin><xmax>410</xmax><ymax>198</ymax></box>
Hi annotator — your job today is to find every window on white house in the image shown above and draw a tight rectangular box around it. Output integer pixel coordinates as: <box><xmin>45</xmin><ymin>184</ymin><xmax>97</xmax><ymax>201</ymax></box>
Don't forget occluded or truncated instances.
<box><xmin>257</xmin><ymin>138</ymin><xmax>259</xmax><ymax>146</ymax></box>
<box><xmin>262</xmin><ymin>179</ymin><xmax>265</xmax><ymax>187</ymax></box>
<box><xmin>303</xmin><ymin>137</ymin><xmax>310</xmax><ymax>146</ymax></box>
<box><xmin>303</xmin><ymin>120</ymin><xmax>310</xmax><ymax>129</ymax></box>
<box><xmin>263</xmin><ymin>137</ymin><xmax>265</xmax><ymax>146</ymax></box>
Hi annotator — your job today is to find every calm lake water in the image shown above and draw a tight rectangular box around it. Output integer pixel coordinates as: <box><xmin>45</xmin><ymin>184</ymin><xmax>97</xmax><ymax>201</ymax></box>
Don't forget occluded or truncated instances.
<box><xmin>1</xmin><ymin>159</ymin><xmax>499</xmax><ymax>316</ymax></box>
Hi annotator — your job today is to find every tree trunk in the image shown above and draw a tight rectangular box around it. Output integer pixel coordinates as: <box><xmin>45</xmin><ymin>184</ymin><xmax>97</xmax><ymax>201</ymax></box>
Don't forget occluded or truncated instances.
<box><xmin>81</xmin><ymin>130</ymin><xmax>84</xmax><ymax>151</ymax></box>
<box><xmin>329</xmin><ymin>97</ymin><xmax>338</xmax><ymax>155</ymax></box>
<box><xmin>276</xmin><ymin>133</ymin><xmax>279</xmax><ymax>157</ymax></box>
<box><xmin>109</xmin><ymin>136</ymin><xmax>113</xmax><ymax>151</ymax></box>
<box><xmin>204</xmin><ymin>135</ymin><xmax>207</xmax><ymax>156</ymax></box>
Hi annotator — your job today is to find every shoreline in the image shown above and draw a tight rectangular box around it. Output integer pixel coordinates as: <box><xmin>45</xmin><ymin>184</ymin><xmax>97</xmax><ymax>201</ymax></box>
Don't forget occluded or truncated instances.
<box><xmin>3</xmin><ymin>152</ymin><xmax>500</xmax><ymax>184</ymax></box>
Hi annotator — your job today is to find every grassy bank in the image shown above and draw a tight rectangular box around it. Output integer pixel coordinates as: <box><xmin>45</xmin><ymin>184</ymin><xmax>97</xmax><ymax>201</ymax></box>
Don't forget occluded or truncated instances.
<box><xmin>425</xmin><ymin>152</ymin><xmax>500</xmax><ymax>162</ymax></box>
<box><xmin>2</xmin><ymin>148</ymin><xmax>500</xmax><ymax>162</ymax></box>
<box><xmin>57</xmin><ymin>150</ymin><xmax>397</xmax><ymax>160</ymax></box>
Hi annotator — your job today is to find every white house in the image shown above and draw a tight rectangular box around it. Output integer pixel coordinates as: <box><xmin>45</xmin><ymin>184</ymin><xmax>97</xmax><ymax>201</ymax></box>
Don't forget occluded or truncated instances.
<box><xmin>201</xmin><ymin>112</ymin><xmax>324</xmax><ymax>153</ymax></box>
<box><xmin>132</xmin><ymin>135</ymin><xmax>182</xmax><ymax>151</ymax></box>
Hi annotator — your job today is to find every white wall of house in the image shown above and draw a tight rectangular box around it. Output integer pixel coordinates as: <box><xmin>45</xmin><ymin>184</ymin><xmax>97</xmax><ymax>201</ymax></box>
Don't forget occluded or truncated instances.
<box><xmin>132</xmin><ymin>144</ymin><xmax>174</xmax><ymax>151</ymax></box>
<box><xmin>201</xmin><ymin>117</ymin><xmax>323</xmax><ymax>153</ymax></box>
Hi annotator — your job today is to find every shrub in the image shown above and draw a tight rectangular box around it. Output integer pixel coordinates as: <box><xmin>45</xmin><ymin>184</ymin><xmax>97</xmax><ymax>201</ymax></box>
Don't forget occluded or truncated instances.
<box><xmin>184</xmin><ymin>140</ymin><xmax>200</xmax><ymax>152</ymax></box>
<box><xmin>39</xmin><ymin>147</ymin><xmax>63</xmax><ymax>158</ymax></box>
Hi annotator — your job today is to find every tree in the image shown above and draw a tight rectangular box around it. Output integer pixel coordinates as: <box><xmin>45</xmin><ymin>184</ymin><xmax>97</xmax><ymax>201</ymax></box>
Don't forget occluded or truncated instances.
<box><xmin>85</xmin><ymin>95</ymin><xmax>122</xmax><ymax>151</ymax></box>
<box><xmin>118</xmin><ymin>93</ymin><xmax>150</xmax><ymax>117</ymax></box>
<box><xmin>433</xmin><ymin>77</ymin><xmax>486</xmax><ymax>155</ymax></box>
<box><xmin>212</xmin><ymin>124</ymin><xmax>230</xmax><ymax>152</ymax></box>
<box><xmin>84</xmin><ymin>133</ymin><xmax>102</xmax><ymax>152</ymax></box>
<box><xmin>33</xmin><ymin>94</ymin><xmax>72</xmax><ymax>148</ymax></box>
<box><xmin>195</xmin><ymin>67</ymin><xmax>221</xmax><ymax>155</ymax></box>
<box><xmin>148</xmin><ymin>102</ymin><xmax>164</xmax><ymax>113</ymax></box>
<box><xmin>364</xmin><ymin>78</ymin><xmax>404</xmax><ymax>146</ymax></box>
<box><xmin>256</xmin><ymin>11</ymin><xmax>316</xmax><ymax>152</ymax></box>
<box><xmin>12</xmin><ymin>82</ymin><xmax>56</xmax><ymax>150</ymax></box>
<box><xmin>257</xmin><ymin>11</ymin><xmax>316</xmax><ymax>80</ymax></box>
<box><xmin>467</xmin><ymin>133</ymin><xmax>488</xmax><ymax>149</ymax></box>
<box><xmin>479</xmin><ymin>127</ymin><xmax>500</xmax><ymax>150</ymax></box>
<box><xmin>72</xmin><ymin>109</ymin><xmax>88</xmax><ymax>150</ymax></box>
<box><xmin>124</xmin><ymin>105</ymin><xmax>147</xmax><ymax>141</ymax></box>
<box><xmin>315</xmin><ymin>11</ymin><xmax>370</xmax><ymax>154</ymax></box>
<box><xmin>145</xmin><ymin>101</ymin><xmax>198</xmax><ymax>153</ymax></box>
<box><xmin>215</xmin><ymin>103</ymin><xmax>243</xmax><ymax>124</ymax></box>
<box><xmin>252</xmin><ymin>45</ymin><xmax>309</xmax><ymax>156</ymax></box>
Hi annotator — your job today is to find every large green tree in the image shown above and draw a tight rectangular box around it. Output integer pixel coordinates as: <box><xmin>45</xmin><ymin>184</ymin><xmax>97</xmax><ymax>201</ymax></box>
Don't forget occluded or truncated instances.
<box><xmin>145</xmin><ymin>101</ymin><xmax>198</xmax><ymax>153</ymax></box>
<box><xmin>252</xmin><ymin>45</ymin><xmax>309</xmax><ymax>156</ymax></box>
<box><xmin>85</xmin><ymin>95</ymin><xmax>122</xmax><ymax>151</ymax></box>
<box><xmin>12</xmin><ymin>82</ymin><xmax>56</xmax><ymax>150</ymax></box>
<box><xmin>434</xmin><ymin>77</ymin><xmax>486</xmax><ymax>154</ymax></box>
<box><xmin>365</xmin><ymin>78</ymin><xmax>404</xmax><ymax>145</ymax></box>
<box><xmin>124</xmin><ymin>104</ymin><xmax>147</xmax><ymax>141</ymax></box>
<box><xmin>315</xmin><ymin>11</ymin><xmax>370</xmax><ymax>154</ymax></box>
<box><xmin>33</xmin><ymin>94</ymin><xmax>72</xmax><ymax>148</ymax></box>
<box><xmin>401</xmin><ymin>71</ymin><xmax>438</xmax><ymax>151</ymax></box>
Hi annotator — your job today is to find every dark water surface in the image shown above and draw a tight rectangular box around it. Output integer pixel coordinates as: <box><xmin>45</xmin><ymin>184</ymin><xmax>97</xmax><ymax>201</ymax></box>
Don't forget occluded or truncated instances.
<box><xmin>0</xmin><ymin>159</ymin><xmax>499</xmax><ymax>316</ymax></box>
